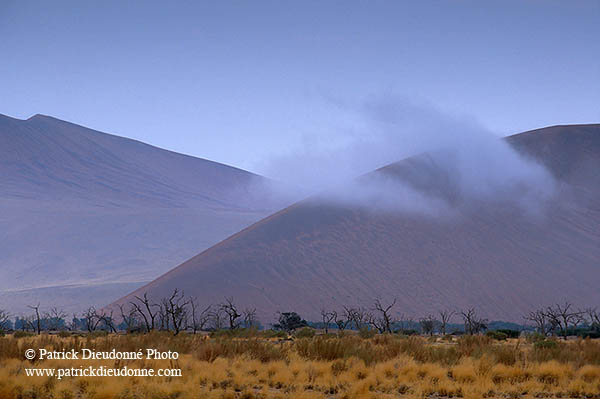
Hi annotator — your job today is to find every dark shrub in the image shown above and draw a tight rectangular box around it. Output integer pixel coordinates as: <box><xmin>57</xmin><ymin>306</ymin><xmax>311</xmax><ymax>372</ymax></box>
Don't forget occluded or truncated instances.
<box><xmin>495</xmin><ymin>329</ymin><xmax>520</xmax><ymax>339</ymax></box>
<box><xmin>396</xmin><ymin>329</ymin><xmax>419</xmax><ymax>336</ymax></box>
<box><xmin>486</xmin><ymin>331</ymin><xmax>508</xmax><ymax>341</ymax></box>
<box><xmin>579</xmin><ymin>330</ymin><xmax>600</xmax><ymax>339</ymax></box>
<box><xmin>273</xmin><ymin>312</ymin><xmax>308</xmax><ymax>333</ymax></box>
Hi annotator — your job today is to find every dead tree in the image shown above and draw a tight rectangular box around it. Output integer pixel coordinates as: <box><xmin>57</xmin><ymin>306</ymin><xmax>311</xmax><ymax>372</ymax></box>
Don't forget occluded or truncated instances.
<box><xmin>130</xmin><ymin>293</ymin><xmax>159</xmax><ymax>332</ymax></box>
<box><xmin>28</xmin><ymin>304</ymin><xmax>42</xmax><ymax>334</ymax></box>
<box><xmin>242</xmin><ymin>307</ymin><xmax>258</xmax><ymax>328</ymax></box>
<box><xmin>157</xmin><ymin>301</ymin><xmax>168</xmax><ymax>330</ymax></box>
<box><xmin>548</xmin><ymin>314</ymin><xmax>561</xmax><ymax>336</ymax></box>
<box><xmin>333</xmin><ymin>310</ymin><xmax>350</xmax><ymax>332</ymax></box>
<box><xmin>189</xmin><ymin>298</ymin><xmax>211</xmax><ymax>333</ymax></box>
<box><xmin>158</xmin><ymin>300</ymin><xmax>170</xmax><ymax>331</ymax></box>
<box><xmin>546</xmin><ymin>302</ymin><xmax>583</xmax><ymax>340</ymax></box>
<box><xmin>82</xmin><ymin>307</ymin><xmax>103</xmax><ymax>332</ymax></box>
<box><xmin>97</xmin><ymin>309</ymin><xmax>117</xmax><ymax>333</ymax></box>
<box><xmin>460</xmin><ymin>308</ymin><xmax>487</xmax><ymax>335</ymax></box>
<box><xmin>44</xmin><ymin>307</ymin><xmax>67</xmax><ymax>331</ymax></box>
<box><xmin>320</xmin><ymin>307</ymin><xmax>337</xmax><ymax>334</ymax></box>
<box><xmin>438</xmin><ymin>310</ymin><xmax>456</xmax><ymax>335</ymax></box>
<box><xmin>23</xmin><ymin>315</ymin><xmax>37</xmax><ymax>332</ymax></box>
<box><xmin>220</xmin><ymin>297</ymin><xmax>241</xmax><ymax>330</ymax></box>
<box><xmin>573</xmin><ymin>310</ymin><xmax>586</xmax><ymax>330</ymax></box>
<box><xmin>344</xmin><ymin>306</ymin><xmax>370</xmax><ymax>330</ymax></box>
<box><xmin>162</xmin><ymin>289</ymin><xmax>190</xmax><ymax>335</ymax></box>
<box><xmin>208</xmin><ymin>307</ymin><xmax>226</xmax><ymax>330</ymax></box>
<box><xmin>524</xmin><ymin>309</ymin><xmax>549</xmax><ymax>336</ymax></box>
<box><xmin>369</xmin><ymin>298</ymin><xmax>397</xmax><ymax>334</ymax></box>
<box><xmin>118</xmin><ymin>304</ymin><xmax>139</xmax><ymax>332</ymax></box>
<box><xmin>67</xmin><ymin>313</ymin><xmax>79</xmax><ymax>331</ymax></box>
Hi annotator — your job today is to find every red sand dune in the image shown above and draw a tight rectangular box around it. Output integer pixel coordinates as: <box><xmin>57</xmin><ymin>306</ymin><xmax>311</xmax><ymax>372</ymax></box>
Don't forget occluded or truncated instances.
<box><xmin>111</xmin><ymin>124</ymin><xmax>600</xmax><ymax>322</ymax></box>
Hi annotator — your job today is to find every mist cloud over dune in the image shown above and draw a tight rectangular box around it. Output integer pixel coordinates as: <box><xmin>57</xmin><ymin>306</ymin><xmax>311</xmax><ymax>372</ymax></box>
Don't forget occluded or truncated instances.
<box><xmin>256</xmin><ymin>95</ymin><xmax>556</xmax><ymax>213</ymax></box>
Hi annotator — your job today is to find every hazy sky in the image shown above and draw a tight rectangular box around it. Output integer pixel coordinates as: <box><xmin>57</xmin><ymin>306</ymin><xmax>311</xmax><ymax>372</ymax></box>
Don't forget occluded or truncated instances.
<box><xmin>1</xmin><ymin>1</ymin><xmax>599</xmax><ymax>175</ymax></box>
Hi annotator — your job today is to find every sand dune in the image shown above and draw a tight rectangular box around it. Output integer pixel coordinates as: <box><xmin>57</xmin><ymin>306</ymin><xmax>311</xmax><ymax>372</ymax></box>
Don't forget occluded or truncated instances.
<box><xmin>0</xmin><ymin>113</ymin><xmax>277</xmax><ymax>313</ymax></box>
<box><xmin>111</xmin><ymin>124</ymin><xmax>600</xmax><ymax>322</ymax></box>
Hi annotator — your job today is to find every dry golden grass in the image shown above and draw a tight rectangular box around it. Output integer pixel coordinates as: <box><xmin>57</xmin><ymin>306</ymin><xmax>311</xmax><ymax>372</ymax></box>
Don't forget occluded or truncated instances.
<box><xmin>1</xmin><ymin>332</ymin><xmax>600</xmax><ymax>398</ymax></box>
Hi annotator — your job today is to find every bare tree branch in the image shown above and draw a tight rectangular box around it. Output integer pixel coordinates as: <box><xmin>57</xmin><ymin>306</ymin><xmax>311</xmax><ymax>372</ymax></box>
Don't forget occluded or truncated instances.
<box><xmin>369</xmin><ymin>298</ymin><xmax>397</xmax><ymax>334</ymax></box>
<box><xmin>439</xmin><ymin>310</ymin><xmax>456</xmax><ymax>335</ymax></box>
<box><xmin>27</xmin><ymin>304</ymin><xmax>42</xmax><ymax>334</ymax></box>
<box><xmin>220</xmin><ymin>297</ymin><xmax>241</xmax><ymax>330</ymax></box>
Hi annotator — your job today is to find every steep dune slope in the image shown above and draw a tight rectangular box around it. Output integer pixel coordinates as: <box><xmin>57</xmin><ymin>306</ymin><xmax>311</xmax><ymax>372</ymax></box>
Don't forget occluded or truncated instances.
<box><xmin>112</xmin><ymin>124</ymin><xmax>600</xmax><ymax>322</ymax></box>
<box><xmin>0</xmin><ymin>114</ymin><xmax>266</xmax><ymax>208</ymax></box>
<box><xmin>0</xmin><ymin>113</ymin><xmax>277</xmax><ymax>312</ymax></box>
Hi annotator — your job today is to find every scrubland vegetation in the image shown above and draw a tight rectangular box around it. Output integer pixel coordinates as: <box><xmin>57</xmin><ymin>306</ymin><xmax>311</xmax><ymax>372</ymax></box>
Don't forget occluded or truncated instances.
<box><xmin>2</xmin><ymin>296</ymin><xmax>600</xmax><ymax>398</ymax></box>
<box><xmin>2</xmin><ymin>331</ymin><xmax>600</xmax><ymax>399</ymax></box>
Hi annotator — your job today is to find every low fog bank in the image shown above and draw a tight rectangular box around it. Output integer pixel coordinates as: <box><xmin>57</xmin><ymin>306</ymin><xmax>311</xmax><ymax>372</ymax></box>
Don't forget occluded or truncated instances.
<box><xmin>252</xmin><ymin>95</ymin><xmax>556</xmax><ymax>215</ymax></box>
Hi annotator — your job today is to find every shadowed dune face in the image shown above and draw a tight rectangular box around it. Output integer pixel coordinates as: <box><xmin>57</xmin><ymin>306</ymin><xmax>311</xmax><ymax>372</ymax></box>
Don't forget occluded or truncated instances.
<box><xmin>112</xmin><ymin>124</ymin><xmax>600</xmax><ymax>322</ymax></box>
<box><xmin>0</xmin><ymin>114</ymin><xmax>279</xmax><ymax>313</ymax></box>
<box><xmin>0</xmin><ymin>114</ymin><xmax>270</xmax><ymax>209</ymax></box>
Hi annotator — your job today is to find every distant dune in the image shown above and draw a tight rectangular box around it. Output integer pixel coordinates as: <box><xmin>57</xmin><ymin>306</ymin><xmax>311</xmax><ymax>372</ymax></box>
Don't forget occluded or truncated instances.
<box><xmin>0</xmin><ymin>113</ymin><xmax>279</xmax><ymax>313</ymax></box>
<box><xmin>111</xmin><ymin>124</ymin><xmax>600</xmax><ymax>322</ymax></box>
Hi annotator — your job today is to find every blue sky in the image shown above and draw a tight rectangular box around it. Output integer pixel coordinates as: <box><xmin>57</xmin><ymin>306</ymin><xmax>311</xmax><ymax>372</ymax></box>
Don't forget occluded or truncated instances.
<box><xmin>1</xmin><ymin>1</ymin><xmax>598</xmax><ymax>176</ymax></box>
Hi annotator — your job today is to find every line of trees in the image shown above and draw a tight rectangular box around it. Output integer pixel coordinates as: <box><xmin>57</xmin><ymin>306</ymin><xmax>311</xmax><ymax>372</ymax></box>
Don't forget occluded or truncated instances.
<box><xmin>318</xmin><ymin>301</ymin><xmax>488</xmax><ymax>336</ymax></box>
<box><xmin>1</xmin><ymin>294</ymin><xmax>597</xmax><ymax>339</ymax></box>
<box><xmin>524</xmin><ymin>302</ymin><xmax>599</xmax><ymax>340</ymax></box>
<box><xmin>0</xmin><ymin>290</ymin><xmax>259</xmax><ymax>335</ymax></box>
<box><xmin>318</xmin><ymin>300</ymin><xmax>600</xmax><ymax>338</ymax></box>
